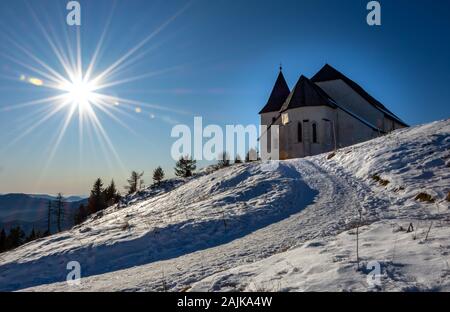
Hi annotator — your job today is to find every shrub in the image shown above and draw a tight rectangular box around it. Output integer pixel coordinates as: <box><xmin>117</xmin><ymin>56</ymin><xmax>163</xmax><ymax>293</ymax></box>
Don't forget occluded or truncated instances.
<box><xmin>415</xmin><ymin>192</ymin><xmax>435</xmax><ymax>203</ymax></box>
<box><xmin>371</xmin><ymin>174</ymin><xmax>390</xmax><ymax>186</ymax></box>
<box><xmin>327</xmin><ymin>152</ymin><xmax>336</xmax><ymax>160</ymax></box>
<box><xmin>217</xmin><ymin>152</ymin><xmax>231</xmax><ymax>168</ymax></box>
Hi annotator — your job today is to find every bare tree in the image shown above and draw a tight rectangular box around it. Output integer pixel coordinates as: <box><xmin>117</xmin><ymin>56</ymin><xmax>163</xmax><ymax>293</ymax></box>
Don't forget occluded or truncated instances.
<box><xmin>46</xmin><ymin>200</ymin><xmax>53</xmax><ymax>235</ymax></box>
<box><xmin>356</xmin><ymin>208</ymin><xmax>362</xmax><ymax>271</ymax></box>
<box><xmin>54</xmin><ymin>193</ymin><xmax>65</xmax><ymax>233</ymax></box>
<box><xmin>125</xmin><ymin>171</ymin><xmax>144</xmax><ymax>194</ymax></box>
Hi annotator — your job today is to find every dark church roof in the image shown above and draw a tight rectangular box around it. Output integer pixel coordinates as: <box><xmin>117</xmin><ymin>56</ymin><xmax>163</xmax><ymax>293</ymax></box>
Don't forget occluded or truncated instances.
<box><xmin>280</xmin><ymin>75</ymin><xmax>337</xmax><ymax>111</ymax></box>
<box><xmin>311</xmin><ymin>64</ymin><xmax>408</xmax><ymax>126</ymax></box>
<box><xmin>258</xmin><ymin>71</ymin><xmax>291</xmax><ymax>114</ymax></box>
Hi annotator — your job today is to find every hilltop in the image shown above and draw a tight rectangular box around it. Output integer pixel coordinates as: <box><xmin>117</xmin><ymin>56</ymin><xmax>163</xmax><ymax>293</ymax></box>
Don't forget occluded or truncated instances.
<box><xmin>0</xmin><ymin>119</ymin><xmax>448</xmax><ymax>292</ymax></box>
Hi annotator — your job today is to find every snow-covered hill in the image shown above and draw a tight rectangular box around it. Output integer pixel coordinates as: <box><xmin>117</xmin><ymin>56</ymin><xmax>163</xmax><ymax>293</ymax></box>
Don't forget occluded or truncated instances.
<box><xmin>0</xmin><ymin>119</ymin><xmax>449</xmax><ymax>292</ymax></box>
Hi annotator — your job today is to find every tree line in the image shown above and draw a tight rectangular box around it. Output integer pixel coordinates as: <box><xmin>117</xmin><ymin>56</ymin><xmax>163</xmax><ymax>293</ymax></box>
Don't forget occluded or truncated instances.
<box><xmin>0</xmin><ymin>193</ymin><xmax>71</xmax><ymax>253</ymax></box>
<box><xmin>73</xmin><ymin>151</ymin><xmax>257</xmax><ymax>227</ymax></box>
<box><xmin>1</xmin><ymin>149</ymin><xmax>259</xmax><ymax>254</ymax></box>
<box><xmin>0</xmin><ymin>226</ymin><xmax>46</xmax><ymax>253</ymax></box>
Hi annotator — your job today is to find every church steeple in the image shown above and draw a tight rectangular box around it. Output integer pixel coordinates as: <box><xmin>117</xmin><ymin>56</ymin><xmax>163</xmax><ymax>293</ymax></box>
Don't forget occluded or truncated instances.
<box><xmin>258</xmin><ymin>67</ymin><xmax>290</xmax><ymax>114</ymax></box>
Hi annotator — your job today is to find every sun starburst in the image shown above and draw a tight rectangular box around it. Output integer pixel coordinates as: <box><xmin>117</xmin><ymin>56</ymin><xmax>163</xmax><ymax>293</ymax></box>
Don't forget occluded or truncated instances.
<box><xmin>0</xmin><ymin>1</ymin><xmax>193</xmax><ymax>178</ymax></box>
<box><xmin>59</xmin><ymin>74</ymin><xmax>98</xmax><ymax>114</ymax></box>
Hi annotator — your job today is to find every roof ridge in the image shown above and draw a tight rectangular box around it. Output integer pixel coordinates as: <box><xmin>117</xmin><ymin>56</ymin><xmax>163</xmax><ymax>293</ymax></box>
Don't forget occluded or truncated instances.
<box><xmin>281</xmin><ymin>75</ymin><xmax>336</xmax><ymax>111</ymax></box>
<box><xmin>311</xmin><ymin>64</ymin><xmax>408</xmax><ymax>127</ymax></box>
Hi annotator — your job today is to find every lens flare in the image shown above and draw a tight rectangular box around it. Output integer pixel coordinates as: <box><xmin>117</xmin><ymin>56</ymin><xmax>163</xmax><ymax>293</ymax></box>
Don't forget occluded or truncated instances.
<box><xmin>0</xmin><ymin>2</ymin><xmax>193</xmax><ymax>177</ymax></box>
<box><xmin>59</xmin><ymin>75</ymin><xmax>98</xmax><ymax>113</ymax></box>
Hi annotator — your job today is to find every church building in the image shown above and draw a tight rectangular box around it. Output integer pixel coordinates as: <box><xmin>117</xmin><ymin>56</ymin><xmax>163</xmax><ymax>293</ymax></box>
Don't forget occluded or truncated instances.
<box><xmin>259</xmin><ymin>64</ymin><xmax>408</xmax><ymax>160</ymax></box>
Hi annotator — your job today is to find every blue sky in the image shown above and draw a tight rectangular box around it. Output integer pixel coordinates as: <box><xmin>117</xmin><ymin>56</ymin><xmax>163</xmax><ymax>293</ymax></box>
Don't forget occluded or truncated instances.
<box><xmin>0</xmin><ymin>0</ymin><xmax>449</xmax><ymax>195</ymax></box>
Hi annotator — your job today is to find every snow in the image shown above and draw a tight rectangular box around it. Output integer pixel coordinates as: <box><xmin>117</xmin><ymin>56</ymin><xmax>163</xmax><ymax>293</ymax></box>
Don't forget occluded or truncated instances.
<box><xmin>0</xmin><ymin>119</ymin><xmax>449</xmax><ymax>292</ymax></box>
<box><xmin>191</xmin><ymin>220</ymin><xmax>450</xmax><ymax>292</ymax></box>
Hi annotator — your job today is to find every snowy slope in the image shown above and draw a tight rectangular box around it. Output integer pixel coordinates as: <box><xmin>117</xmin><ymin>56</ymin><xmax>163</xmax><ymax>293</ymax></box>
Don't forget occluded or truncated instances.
<box><xmin>0</xmin><ymin>119</ymin><xmax>448</xmax><ymax>292</ymax></box>
<box><xmin>191</xmin><ymin>119</ymin><xmax>450</xmax><ymax>292</ymax></box>
<box><xmin>191</xmin><ymin>220</ymin><xmax>450</xmax><ymax>292</ymax></box>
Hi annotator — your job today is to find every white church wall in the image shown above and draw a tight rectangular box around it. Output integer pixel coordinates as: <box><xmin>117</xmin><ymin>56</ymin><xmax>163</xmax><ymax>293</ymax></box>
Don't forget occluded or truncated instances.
<box><xmin>393</xmin><ymin>120</ymin><xmax>405</xmax><ymax>130</ymax></box>
<box><xmin>383</xmin><ymin>117</ymin><xmax>406</xmax><ymax>133</ymax></box>
<box><xmin>281</xmin><ymin>106</ymin><xmax>336</xmax><ymax>158</ymax></box>
<box><xmin>260</xmin><ymin>112</ymin><xmax>280</xmax><ymax>154</ymax></box>
<box><xmin>315</xmin><ymin>80</ymin><xmax>384</xmax><ymax>127</ymax></box>
<box><xmin>384</xmin><ymin>117</ymin><xmax>395</xmax><ymax>133</ymax></box>
<box><xmin>336</xmin><ymin>108</ymin><xmax>379</xmax><ymax>148</ymax></box>
<box><xmin>280</xmin><ymin>106</ymin><xmax>380</xmax><ymax>159</ymax></box>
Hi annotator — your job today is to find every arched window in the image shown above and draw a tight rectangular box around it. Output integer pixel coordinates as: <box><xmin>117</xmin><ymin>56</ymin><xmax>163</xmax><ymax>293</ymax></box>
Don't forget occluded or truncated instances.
<box><xmin>297</xmin><ymin>122</ymin><xmax>302</xmax><ymax>142</ymax></box>
<box><xmin>312</xmin><ymin>123</ymin><xmax>318</xmax><ymax>143</ymax></box>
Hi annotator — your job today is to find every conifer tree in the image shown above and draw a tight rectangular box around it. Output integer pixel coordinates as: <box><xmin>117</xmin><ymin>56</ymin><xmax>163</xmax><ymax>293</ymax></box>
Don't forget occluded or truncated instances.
<box><xmin>26</xmin><ymin>228</ymin><xmax>37</xmax><ymax>243</ymax></box>
<box><xmin>104</xmin><ymin>180</ymin><xmax>121</xmax><ymax>206</ymax></box>
<box><xmin>245</xmin><ymin>148</ymin><xmax>258</xmax><ymax>162</ymax></box>
<box><xmin>74</xmin><ymin>204</ymin><xmax>88</xmax><ymax>226</ymax></box>
<box><xmin>218</xmin><ymin>152</ymin><xmax>231</xmax><ymax>168</ymax></box>
<box><xmin>0</xmin><ymin>228</ymin><xmax>6</xmax><ymax>252</ymax></box>
<box><xmin>152</xmin><ymin>166</ymin><xmax>165</xmax><ymax>185</ymax></box>
<box><xmin>6</xmin><ymin>226</ymin><xmax>25</xmax><ymax>250</ymax></box>
<box><xmin>234</xmin><ymin>155</ymin><xmax>243</xmax><ymax>164</ymax></box>
<box><xmin>174</xmin><ymin>156</ymin><xmax>197</xmax><ymax>178</ymax></box>
<box><xmin>88</xmin><ymin>178</ymin><xmax>106</xmax><ymax>214</ymax></box>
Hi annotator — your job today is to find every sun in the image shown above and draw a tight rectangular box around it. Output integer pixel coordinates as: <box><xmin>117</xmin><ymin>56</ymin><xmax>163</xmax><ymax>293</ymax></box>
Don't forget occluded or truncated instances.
<box><xmin>1</xmin><ymin>2</ymin><xmax>192</xmax><ymax>175</ymax></box>
<box><xmin>60</xmin><ymin>76</ymin><xmax>98</xmax><ymax>113</ymax></box>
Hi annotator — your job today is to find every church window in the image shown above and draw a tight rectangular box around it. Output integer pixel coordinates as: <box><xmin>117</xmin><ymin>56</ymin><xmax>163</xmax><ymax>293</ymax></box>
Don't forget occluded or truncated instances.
<box><xmin>297</xmin><ymin>122</ymin><xmax>302</xmax><ymax>142</ymax></box>
<box><xmin>312</xmin><ymin>123</ymin><xmax>318</xmax><ymax>143</ymax></box>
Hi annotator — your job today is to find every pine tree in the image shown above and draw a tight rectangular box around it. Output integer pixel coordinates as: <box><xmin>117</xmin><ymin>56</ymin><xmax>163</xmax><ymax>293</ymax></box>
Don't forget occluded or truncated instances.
<box><xmin>88</xmin><ymin>178</ymin><xmax>106</xmax><ymax>214</ymax></box>
<box><xmin>74</xmin><ymin>204</ymin><xmax>88</xmax><ymax>226</ymax></box>
<box><xmin>218</xmin><ymin>152</ymin><xmax>231</xmax><ymax>168</ymax></box>
<box><xmin>234</xmin><ymin>155</ymin><xmax>243</xmax><ymax>164</ymax></box>
<box><xmin>245</xmin><ymin>148</ymin><xmax>258</xmax><ymax>162</ymax></box>
<box><xmin>6</xmin><ymin>226</ymin><xmax>25</xmax><ymax>250</ymax></box>
<box><xmin>174</xmin><ymin>156</ymin><xmax>197</xmax><ymax>178</ymax></box>
<box><xmin>35</xmin><ymin>230</ymin><xmax>43</xmax><ymax>239</ymax></box>
<box><xmin>54</xmin><ymin>193</ymin><xmax>65</xmax><ymax>233</ymax></box>
<box><xmin>152</xmin><ymin>166</ymin><xmax>165</xmax><ymax>185</ymax></box>
<box><xmin>26</xmin><ymin>228</ymin><xmax>37</xmax><ymax>243</ymax></box>
<box><xmin>125</xmin><ymin>171</ymin><xmax>144</xmax><ymax>194</ymax></box>
<box><xmin>0</xmin><ymin>228</ymin><xmax>6</xmax><ymax>252</ymax></box>
<box><xmin>104</xmin><ymin>180</ymin><xmax>121</xmax><ymax>206</ymax></box>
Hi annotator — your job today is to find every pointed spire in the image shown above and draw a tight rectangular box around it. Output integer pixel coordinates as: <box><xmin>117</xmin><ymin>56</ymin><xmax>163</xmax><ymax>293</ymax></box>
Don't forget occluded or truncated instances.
<box><xmin>279</xmin><ymin>63</ymin><xmax>283</xmax><ymax>72</ymax></box>
<box><xmin>259</xmin><ymin>68</ymin><xmax>291</xmax><ymax>114</ymax></box>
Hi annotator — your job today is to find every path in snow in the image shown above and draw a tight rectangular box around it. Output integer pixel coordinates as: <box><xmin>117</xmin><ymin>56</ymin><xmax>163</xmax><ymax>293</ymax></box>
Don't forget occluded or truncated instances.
<box><xmin>23</xmin><ymin>159</ymin><xmax>390</xmax><ymax>291</ymax></box>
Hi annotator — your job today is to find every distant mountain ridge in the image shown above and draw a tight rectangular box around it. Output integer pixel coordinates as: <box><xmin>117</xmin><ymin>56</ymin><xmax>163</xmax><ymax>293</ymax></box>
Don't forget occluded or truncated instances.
<box><xmin>0</xmin><ymin>193</ymin><xmax>88</xmax><ymax>234</ymax></box>
<box><xmin>27</xmin><ymin>194</ymin><xmax>87</xmax><ymax>202</ymax></box>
